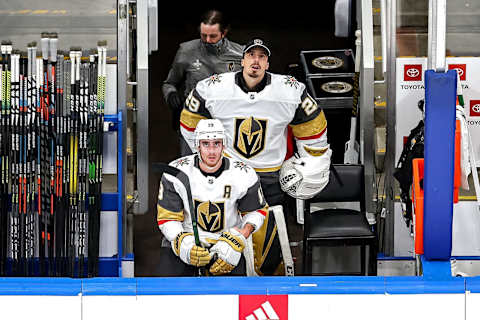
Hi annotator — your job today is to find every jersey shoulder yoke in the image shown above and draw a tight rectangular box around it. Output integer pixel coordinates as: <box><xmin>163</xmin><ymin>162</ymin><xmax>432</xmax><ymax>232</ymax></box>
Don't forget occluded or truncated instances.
<box><xmin>196</xmin><ymin>72</ymin><xmax>236</xmax><ymax>99</ymax></box>
<box><xmin>268</xmin><ymin>72</ymin><xmax>306</xmax><ymax>102</ymax></box>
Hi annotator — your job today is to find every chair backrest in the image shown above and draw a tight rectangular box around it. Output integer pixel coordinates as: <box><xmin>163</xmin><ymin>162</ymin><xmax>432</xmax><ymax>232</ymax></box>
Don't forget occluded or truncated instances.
<box><xmin>307</xmin><ymin>164</ymin><xmax>365</xmax><ymax>204</ymax></box>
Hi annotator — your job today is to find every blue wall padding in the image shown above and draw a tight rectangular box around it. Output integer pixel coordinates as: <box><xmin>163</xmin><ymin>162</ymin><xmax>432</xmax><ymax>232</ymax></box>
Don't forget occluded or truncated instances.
<box><xmin>423</xmin><ymin>70</ymin><xmax>457</xmax><ymax>260</ymax></box>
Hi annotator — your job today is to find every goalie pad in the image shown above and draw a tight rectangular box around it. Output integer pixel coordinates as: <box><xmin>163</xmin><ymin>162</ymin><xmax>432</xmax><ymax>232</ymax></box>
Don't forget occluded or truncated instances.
<box><xmin>279</xmin><ymin>149</ymin><xmax>332</xmax><ymax>199</ymax></box>
<box><xmin>251</xmin><ymin>209</ymin><xmax>283</xmax><ymax>275</ymax></box>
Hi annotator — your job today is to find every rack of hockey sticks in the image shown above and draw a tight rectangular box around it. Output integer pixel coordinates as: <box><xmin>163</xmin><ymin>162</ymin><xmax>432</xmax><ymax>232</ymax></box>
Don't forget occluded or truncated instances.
<box><xmin>0</xmin><ymin>35</ymin><xmax>107</xmax><ymax>277</ymax></box>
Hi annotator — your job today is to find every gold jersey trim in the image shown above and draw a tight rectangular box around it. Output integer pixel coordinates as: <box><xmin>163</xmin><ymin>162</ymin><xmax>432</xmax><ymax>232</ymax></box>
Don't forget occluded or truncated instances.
<box><xmin>157</xmin><ymin>205</ymin><xmax>184</xmax><ymax>222</ymax></box>
<box><xmin>254</xmin><ymin>166</ymin><xmax>281</xmax><ymax>173</ymax></box>
<box><xmin>224</xmin><ymin>150</ymin><xmax>280</xmax><ymax>172</ymax></box>
<box><xmin>290</xmin><ymin>110</ymin><xmax>327</xmax><ymax>139</ymax></box>
<box><xmin>303</xmin><ymin>145</ymin><xmax>328</xmax><ymax>157</ymax></box>
<box><xmin>179</xmin><ymin>109</ymin><xmax>207</xmax><ymax>129</ymax></box>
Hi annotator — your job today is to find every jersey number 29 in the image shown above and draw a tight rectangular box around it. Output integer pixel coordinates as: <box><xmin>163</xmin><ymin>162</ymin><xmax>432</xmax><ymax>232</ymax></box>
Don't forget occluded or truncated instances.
<box><xmin>301</xmin><ymin>95</ymin><xmax>318</xmax><ymax>116</ymax></box>
<box><xmin>186</xmin><ymin>90</ymin><xmax>200</xmax><ymax>112</ymax></box>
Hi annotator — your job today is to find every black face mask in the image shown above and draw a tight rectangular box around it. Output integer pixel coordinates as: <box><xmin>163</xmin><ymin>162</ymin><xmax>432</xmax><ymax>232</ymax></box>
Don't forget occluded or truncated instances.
<box><xmin>203</xmin><ymin>38</ymin><xmax>224</xmax><ymax>55</ymax></box>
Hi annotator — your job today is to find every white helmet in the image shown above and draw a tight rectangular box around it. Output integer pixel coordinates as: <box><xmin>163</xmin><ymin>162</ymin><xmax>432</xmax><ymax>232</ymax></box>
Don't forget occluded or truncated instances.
<box><xmin>279</xmin><ymin>150</ymin><xmax>332</xmax><ymax>200</ymax></box>
<box><xmin>194</xmin><ymin>119</ymin><xmax>226</xmax><ymax>149</ymax></box>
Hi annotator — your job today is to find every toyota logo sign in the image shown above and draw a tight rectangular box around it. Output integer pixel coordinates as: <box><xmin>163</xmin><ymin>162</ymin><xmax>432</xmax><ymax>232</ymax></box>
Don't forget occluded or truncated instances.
<box><xmin>470</xmin><ymin>100</ymin><xmax>480</xmax><ymax>117</ymax></box>
<box><xmin>406</xmin><ymin>68</ymin><xmax>419</xmax><ymax>78</ymax></box>
<box><xmin>448</xmin><ymin>64</ymin><xmax>466</xmax><ymax>81</ymax></box>
<box><xmin>404</xmin><ymin>64</ymin><xmax>422</xmax><ymax>81</ymax></box>
<box><xmin>454</xmin><ymin>68</ymin><xmax>464</xmax><ymax>77</ymax></box>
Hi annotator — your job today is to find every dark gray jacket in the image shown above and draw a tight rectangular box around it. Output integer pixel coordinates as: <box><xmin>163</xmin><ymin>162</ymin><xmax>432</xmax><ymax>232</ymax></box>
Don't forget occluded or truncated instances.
<box><xmin>162</xmin><ymin>38</ymin><xmax>243</xmax><ymax>103</ymax></box>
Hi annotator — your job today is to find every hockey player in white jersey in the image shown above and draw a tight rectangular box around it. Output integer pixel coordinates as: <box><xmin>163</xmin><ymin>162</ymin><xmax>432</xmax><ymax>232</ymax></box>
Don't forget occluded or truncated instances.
<box><xmin>157</xmin><ymin>119</ymin><xmax>268</xmax><ymax>276</ymax></box>
<box><xmin>179</xmin><ymin>38</ymin><xmax>331</xmax><ymax>275</ymax></box>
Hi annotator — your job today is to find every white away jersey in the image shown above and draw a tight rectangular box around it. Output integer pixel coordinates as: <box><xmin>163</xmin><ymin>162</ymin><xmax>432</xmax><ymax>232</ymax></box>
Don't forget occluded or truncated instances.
<box><xmin>157</xmin><ymin>155</ymin><xmax>267</xmax><ymax>245</ymax></box>
<box><xmin>180</xmin><ymin>72</ymin><xmax>328</xmax><ymax>171</ymax></box>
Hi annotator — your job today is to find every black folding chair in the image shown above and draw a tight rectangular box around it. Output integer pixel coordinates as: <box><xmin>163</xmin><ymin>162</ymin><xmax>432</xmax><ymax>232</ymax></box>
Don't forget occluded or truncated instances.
<box><xmin>303</xmin><ymin>164</ymin><xmax>377</xmax><ymax>275</ymax></box>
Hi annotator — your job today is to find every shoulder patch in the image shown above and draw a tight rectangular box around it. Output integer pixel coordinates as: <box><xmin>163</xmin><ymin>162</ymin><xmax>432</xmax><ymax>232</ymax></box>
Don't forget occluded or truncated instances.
<box><xmin>284</xmin><ymin>75</ymin><xmax>300</xmax><ymax>89</ymax></box>
<box><xmin>232</xmin><ymin>160</ymin><xmax>251</xmax><ymax>172</ymax></box>
<box><xmin>206</xmin><ymin>74</ymin><xmax>222</xmax><ymax>86</ymax></box>
<box><xmin>171</xmin><ymin>157</ymin><xmax>191</xmax><ymax>168</ymax></box>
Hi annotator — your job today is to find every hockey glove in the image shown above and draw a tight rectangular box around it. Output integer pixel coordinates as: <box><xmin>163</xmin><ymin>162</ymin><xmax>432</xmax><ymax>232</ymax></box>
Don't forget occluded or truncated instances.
<box><xmin>209</xmin><ymin>228</ymin><xmax>246</xmax><ymax>275</ymax></box>
<box><xmin>167</xmin><ymin>91</ymin><xmax>184</xmax><ymax>112</ymax></box>
<box><xmin>172</xmin><ymin>232</ymin><xmax>212</xmax><ymax>267</ymax></box>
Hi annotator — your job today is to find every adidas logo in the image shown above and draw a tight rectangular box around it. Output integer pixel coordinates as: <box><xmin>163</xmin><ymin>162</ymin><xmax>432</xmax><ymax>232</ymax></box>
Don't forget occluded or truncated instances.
<box><xmin>245</xmin><ymin>301</ymin><xmax>280</xmax><ymax>320</ymax></box>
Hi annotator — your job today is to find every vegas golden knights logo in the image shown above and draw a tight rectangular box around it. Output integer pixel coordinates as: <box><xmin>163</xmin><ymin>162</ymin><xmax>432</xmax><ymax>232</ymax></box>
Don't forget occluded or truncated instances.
<box><xmin>233</xmin><ymin>117</ymin><xmax>267</xmax><ymax>159</ymax></box>
<box><xmin>194</xmin><ymin>200</ymin><xmax>225</xmax><ymax>233</ymax></box>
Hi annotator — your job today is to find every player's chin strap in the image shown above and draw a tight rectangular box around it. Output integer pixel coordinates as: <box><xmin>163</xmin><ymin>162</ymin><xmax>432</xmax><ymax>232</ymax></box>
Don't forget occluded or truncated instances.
<box><xmin>243</xmin><ymin>205</ymin><xmax>295</xmax><ymax>276</ymax></box>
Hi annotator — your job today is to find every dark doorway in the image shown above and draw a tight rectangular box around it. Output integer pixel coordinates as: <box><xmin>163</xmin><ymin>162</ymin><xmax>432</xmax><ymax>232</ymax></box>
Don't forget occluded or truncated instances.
<box><xmin>135</xmin><ymin>2</ymin><xmax>356</xmax><ymax>276</ymax></box>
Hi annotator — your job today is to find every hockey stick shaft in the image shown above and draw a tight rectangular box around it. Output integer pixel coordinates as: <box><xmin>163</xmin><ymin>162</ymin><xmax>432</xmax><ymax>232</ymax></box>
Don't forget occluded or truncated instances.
<box><xmin>344</xmin><ymin>30</ymin><xmax>361</xmax><ymax>165</ymax></box>
<box><xmin>156</xmin><ymin>163</ymin><xmax>201</xmax><ymax>245</ymax></box>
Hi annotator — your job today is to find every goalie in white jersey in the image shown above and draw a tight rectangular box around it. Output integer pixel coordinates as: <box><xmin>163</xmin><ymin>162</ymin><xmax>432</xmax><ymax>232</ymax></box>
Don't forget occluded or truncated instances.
<box><xmin>157</xmin><ymin>119</ymin><xmax>267</xmax><ymax>276</ymax></box>
<box><xmin>179</xmin><ymin>38</ymin><xmax>332</xmax><ymax>275</ymax></box>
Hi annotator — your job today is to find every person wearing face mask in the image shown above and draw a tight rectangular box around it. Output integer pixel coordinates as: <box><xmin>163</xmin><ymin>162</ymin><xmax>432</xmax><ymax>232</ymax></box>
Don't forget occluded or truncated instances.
<box><xmin>179</xmin><ymin>38</ymin><xmax>332</xmax><ymax>276</ymax></box>
<box><xmin>162</xmin><ymin>9</ymin><xmax>243</xmax><ymax>154</ymax></box>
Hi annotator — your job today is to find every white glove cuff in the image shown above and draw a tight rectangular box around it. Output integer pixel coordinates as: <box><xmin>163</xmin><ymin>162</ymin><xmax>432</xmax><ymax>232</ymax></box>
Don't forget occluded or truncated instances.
<box><xmin>228</xmin><ymin>228</ymin><xmax>247</xmax><ymax>246</ymax></box>
<box><xmin>171</xmin><ymin>233</ymin><xmax>195</xmax><ymax>264</ymax></box>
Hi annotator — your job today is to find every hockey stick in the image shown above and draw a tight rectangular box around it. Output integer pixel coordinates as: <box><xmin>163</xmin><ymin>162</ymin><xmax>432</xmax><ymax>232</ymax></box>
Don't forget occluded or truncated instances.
<box><xmin>10</xmin><ymin>50</ymin><xmax>20</xmax><ymax>275</ymax></box>
<box><xmin>47</xmin><ymin>34</ymin><xmax>58</xmax><ymax>276</ymax></box>
<box><xmin>40</xmin><ymin>32</ymin><xmax>51</xmax><ymax>275</ymax></box>
<box><xmin>87</xmin><ymin>49</ymin><xmax>100</xmax><ymax>277</ymax></box>
<box><xmin>19</xmin><ymin>53</ymin><xmax>27</xmax><ymax>276</ymax></box>
<box><xmin>0</xmin><ymin>42</ymin><xmax>6</xmax><ymax>275</ymax></box>
<box><xmin>3</xmin><ymin>43</ymin><xmax>13</xmax><ymax>275</ymax></box>
<box><xmin>78</xmin><ymin>58</ymin><xmax>88</xmax><ymax>277</ymax></box>
<box><xmin>344</xmin><ymin>30</ymin><xmax>361</xmax><ymax>164</ymax></box>
<box><xmin>68</xmin><ymin>47</ymin><xmax>79</xmax><ymax>277</ymax></box>
<box><xmin>155</xmin><ymin>162</ymin><xmax>207</xmax><ymax>275</ymax></box>
<box><xmin>88</xmin><ymin>41</ymin><xmax>107</xmax><ymax>277</ymax></box>
<box><xmin>26</xmin><ymin>42</ymin><xmax>37</xmax><ymax>276</ymax></box>
<box><xmin>156</xmin><ymin>163</ymin><xmax>200</xmax><ymax>245</ymax></box>
<box><xmin>35</xmin><ymin>53</ymin><xmax>43</xmax><ymax>275</ymax></box>
<box><xmin>63</xmin><ymin>57</ymin><xmax>71</xmax><ymax>276</ymax></box>
<box><xmin>54</xmin><ymin>51</ymin><xmax>66</xmax><ymax>276</ymax></box>
<box><xmin>270</xmin><ymin>205</ymin><xmax>295</xmax><ymax>276</ymax></box>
